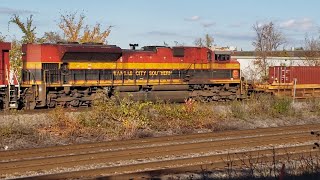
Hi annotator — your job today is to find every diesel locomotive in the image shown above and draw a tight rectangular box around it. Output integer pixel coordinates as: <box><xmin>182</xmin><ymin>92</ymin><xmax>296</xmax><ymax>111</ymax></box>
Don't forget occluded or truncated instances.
<box><xmin>0</xmin><ymin>42</ymin><xmax>244</xmax><ymax>110</ymax></box>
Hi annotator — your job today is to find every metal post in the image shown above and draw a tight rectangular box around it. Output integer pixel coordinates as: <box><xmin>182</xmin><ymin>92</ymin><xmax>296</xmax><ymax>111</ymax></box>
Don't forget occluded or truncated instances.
<box><xmin>293</xmin><ymin>78</ymin><xmax>297</xmax><ymax>103</ymax></box>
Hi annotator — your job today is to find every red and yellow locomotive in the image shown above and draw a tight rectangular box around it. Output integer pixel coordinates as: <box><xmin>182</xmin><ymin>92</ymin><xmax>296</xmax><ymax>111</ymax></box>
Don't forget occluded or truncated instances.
<box><xmin>1</xmin><ymin>42</ymin><xmax>244</xmax><ymax>109</ymax></box>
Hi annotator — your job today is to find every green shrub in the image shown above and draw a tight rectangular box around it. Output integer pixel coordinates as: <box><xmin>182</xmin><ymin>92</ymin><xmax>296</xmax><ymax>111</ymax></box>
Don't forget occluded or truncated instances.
<box><xmin>77</xmin><ymin>94</ymin><xmax>153</xmax><ymax>138</ymax></box>
<box><xmin>271</xmin><ymin>97</ymin><xmax>293</xmax><ymax>116</ymax></box>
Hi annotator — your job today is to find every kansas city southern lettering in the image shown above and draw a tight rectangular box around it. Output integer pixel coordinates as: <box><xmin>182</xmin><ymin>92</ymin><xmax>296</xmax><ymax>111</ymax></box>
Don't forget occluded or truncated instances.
<box><xmin>113</xmin><ymin>70</ymin><xmax>172</xmax><ymax>76</ymax></box>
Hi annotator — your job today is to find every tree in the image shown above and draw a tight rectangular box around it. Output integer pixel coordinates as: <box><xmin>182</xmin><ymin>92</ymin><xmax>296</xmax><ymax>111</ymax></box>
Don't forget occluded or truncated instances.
<box><xmin>194</xmin><ymin>34</ymin><xmax>214</xmax><ymax>48</ymax></box>
<box><xmin>59</xmin><ymin>12</ymin><xmax>85</xmax><ymax>42</ymax></box>
<box><xmin>252</xmin><ymin>22</ymin><xmax>286</xmax><ymax>81</ymax></box>
<box><xmin>9</xmin><ymin>14</ymin><xmax>37</xmax><ymax>44</ymax></box>
<box><xmin>174</xmin><ymin>41</ymin><xmax>185</xmax><ymax>46</ymax></box>
<box><xmin>80</xmin><ymin>23</ymin><xmax>111</xmax><ymax>44</ymax></box>
<box><xmin>302</xmin><ymin>34</ymin><xmax>320</xmax><ymax>66</ymax></box>
<box><xmin>58</xmin><ymin>12</ymin><xmax>111</xmax><ymax>44</ymax></box>
<box><xmin>39</xmin><ymin>31</ymin><xmax>64</xmax><ymax>43</ymax></box>
<box><xmin>0</xmin><ymin>32</ymin><xmax>5</xmax><ymax>42</ymax></box>
<box><xmin>9</xmin><ymin>40</ymin><xmax>23</xmax><ymax>79</ymax></box>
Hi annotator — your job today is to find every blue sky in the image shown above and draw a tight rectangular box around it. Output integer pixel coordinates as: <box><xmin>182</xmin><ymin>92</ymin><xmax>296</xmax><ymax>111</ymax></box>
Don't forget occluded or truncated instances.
<box><xmin>0</xmin><ymin>0</ymin><xmax>319</xmax><ymax>50</ymax></box>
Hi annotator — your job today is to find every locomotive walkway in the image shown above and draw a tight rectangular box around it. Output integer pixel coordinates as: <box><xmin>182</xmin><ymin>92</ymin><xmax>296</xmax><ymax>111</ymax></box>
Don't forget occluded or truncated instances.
<box><xmin>1</xmin><ymin>124</ymin><xmax>319</xmax><ymax>179</ymax></box>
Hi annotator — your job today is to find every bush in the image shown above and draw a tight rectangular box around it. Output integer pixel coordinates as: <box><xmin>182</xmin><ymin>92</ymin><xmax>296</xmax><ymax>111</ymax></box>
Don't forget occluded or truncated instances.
<box><xmin>308</xmin><ymin>98</ymin><xmax>320</xmax><ymax>113</ymax></box>
<box><xmin>77</xmin><ymin>94</ymin><xmax>153</xmax><ymax>139</ymax></box>
<box><xmin>46</xmin><ymin>107</ymin><xmax>82</xmax><ymax>138</ymax></box>
<box><xmin>0</xmin><ymin>121</ymin><xmax>35</xmax><ymax>138</ymax></box>
<box><xmin>229</xmin><ymin>101</ymin><xmax>247</xmax><ymax>119</ymax></box>
<box><xmin>247</xmin><ymin>94</ymin><xmax>274</xmax><ymax>116</ymax></box>
<box><xmin>272</xmin><ymin>97</ymin><xmax>293</xmax><ymax>116</ymax></box>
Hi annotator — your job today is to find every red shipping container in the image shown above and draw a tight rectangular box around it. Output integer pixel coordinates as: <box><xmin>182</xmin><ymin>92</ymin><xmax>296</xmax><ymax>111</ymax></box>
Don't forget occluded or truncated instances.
<box><xmin>269</xmin><ymin>66</ymin><xmax>320</xmax><ymax>84</ymax></box>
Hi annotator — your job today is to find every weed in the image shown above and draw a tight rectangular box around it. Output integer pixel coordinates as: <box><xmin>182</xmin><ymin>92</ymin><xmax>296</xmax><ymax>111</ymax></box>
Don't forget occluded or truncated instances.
<box><xmin>230</xmin><ymin>101</ymin><xmax>247</xmax><ymax>119</ymax></box>
<box><xmin>308</xmin><ymin>98</ymin><xmax>320</xmax><ymax>114</ymax></box>
<box><xmin>272</xmin><ymin>97</ymin><xmax>293</xmax><ymax>116</ymax></box>
<box><xmin>46</xmin><ymin>107</ymin><xmax>82</xmax><ymax>138</ymax></box>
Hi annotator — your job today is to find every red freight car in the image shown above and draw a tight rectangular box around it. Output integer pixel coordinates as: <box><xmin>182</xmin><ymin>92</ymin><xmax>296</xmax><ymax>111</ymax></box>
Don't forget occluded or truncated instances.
<box><xmin>269</xmin><ymin>66</ymin><xmax>320</xmax><ymax>84</ymax></box>
<box><xmin>255</xmin><ymin>66</ymin><xmax>320</xmax><ymax>98</ymax></box>
<box><xmin>0</xmin><ymin>42</ymin><xmax>19</xmax><ymax>109</ymax></box>
<box><xmin>0</xmin><ymin>42</ymin><xmax>11</xmax><ymax>86</ymax></box>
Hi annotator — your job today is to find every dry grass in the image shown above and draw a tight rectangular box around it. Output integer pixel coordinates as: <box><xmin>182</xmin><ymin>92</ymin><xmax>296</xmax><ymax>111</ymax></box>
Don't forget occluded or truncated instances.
<box><xmin>200</xmin><ymin>149</ymin><xmax>320</xmax><ymax>180</ymax></box>
<box><xmin>1</xmin><ymin>94</ymin><xmax>320</xmax><ymax>151</ymax></box>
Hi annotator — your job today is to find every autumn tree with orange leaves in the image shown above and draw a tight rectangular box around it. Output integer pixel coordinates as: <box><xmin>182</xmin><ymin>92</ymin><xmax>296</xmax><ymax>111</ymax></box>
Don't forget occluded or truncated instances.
<box><xmin>59</xmin><ymin>12</ymin><xmax>112</xmax><ymax>44</ymax></box>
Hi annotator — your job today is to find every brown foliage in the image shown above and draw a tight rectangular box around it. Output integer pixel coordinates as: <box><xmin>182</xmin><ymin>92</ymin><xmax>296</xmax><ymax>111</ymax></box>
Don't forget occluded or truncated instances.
<box><xmin>59</xmin><ymin>12</ymin><xmax>85</xmax><ymax>42</ymax></box>
<box><xmin>81</xmin><ymin>23</ymin><xmax>111</xmax><ymax>44</ymax></box>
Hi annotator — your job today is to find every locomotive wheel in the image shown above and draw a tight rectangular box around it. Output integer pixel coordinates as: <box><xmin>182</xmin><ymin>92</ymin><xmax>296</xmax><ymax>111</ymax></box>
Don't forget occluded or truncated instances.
<box><xmin>70</xmin><ymin>99</ymin><xmax>80</xmax><ymax>107</ymax></box>
<box><xmin>48</xmin><ymin>101</ymin><xmax>56</xmax><ymax>108</ymax></box>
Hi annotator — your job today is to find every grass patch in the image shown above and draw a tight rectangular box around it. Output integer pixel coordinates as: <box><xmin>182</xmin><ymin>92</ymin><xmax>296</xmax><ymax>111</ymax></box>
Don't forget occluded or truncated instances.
<box><xmin>230</xmin><ymin>101</ymin><xmax>247</xmax><ymax>119</ymax></box>
<box><xmin>308</xmin><ymin>98</ymin><xmax>320</xmax><ymax>113</ymax></box>
<box><xmin>3</xmin><ymin>92</ymin><xmax>320</xmax><ymax>150</ymax></box>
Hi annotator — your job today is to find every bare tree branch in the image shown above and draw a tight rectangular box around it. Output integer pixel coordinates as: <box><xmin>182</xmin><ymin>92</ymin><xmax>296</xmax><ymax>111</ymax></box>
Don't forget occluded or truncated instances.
<box><xmin>39</xmin><ymin>31</ymin><xmax>64</xmax><ymax>44</ymax></box>
<box><xmin>194</xmin><ymin>34</ymin><xmax>214</xmax><ymax>48</ymax></box>
<box><xmin>302</xmin><ymin>34</ymin><xmax>320</xmax><ymax>66</ymax></box>
<box><xmin>0</xmin><ymin>32</ymin><xmax>5</xmax><ymax>42</ymax></box>
<box><xmin>252</xmin><ymin>22</ymin><xmax>286</xmax><ymax>81</ymax></box>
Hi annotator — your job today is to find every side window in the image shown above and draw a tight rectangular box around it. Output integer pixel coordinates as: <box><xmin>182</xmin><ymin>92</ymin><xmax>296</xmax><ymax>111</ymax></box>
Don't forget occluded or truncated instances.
<box><xmin>215</xmin><ymin>54</ymin><xmax>230</xmax><ymax>61</ymax></box>
<box><xmin>173</xmin><ymin>47</ymin><xmax>184</xmax><ymax>57</ymax></box>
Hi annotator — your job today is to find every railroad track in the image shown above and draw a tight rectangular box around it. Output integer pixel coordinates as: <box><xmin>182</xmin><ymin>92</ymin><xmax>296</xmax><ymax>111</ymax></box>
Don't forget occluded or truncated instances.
<box><xmin>1</xmin><ymin>124</ymin><xmax>320</xmax><ymax>179</ymax></box>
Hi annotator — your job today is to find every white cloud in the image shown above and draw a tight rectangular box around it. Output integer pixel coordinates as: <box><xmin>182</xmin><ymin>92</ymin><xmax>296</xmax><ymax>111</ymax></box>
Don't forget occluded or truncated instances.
<box><xmin>184</xmin><ymin>15</ymin><xmax>200</xmax><ymax>21</ymax></box>
<box><xmin>279</xmin><ymin>18</ymin><xmax>315</xmax><ymax>31</ymax></box>
<box><xmin>201</xmin><ymin>21</ymin><xmax>215</xmax><ymax>28</ymax></box>
<box><xmin>0</xmin><ymin>7</ymin><xmax>38</xmax><ymax>14</ymax></box>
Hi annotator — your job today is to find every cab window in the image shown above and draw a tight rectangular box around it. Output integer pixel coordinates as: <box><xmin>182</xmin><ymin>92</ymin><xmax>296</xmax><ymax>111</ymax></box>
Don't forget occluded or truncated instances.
<box><xmin>215</xmin><ymin>54</ymin><xmax>230</xmax><ymax>61</ymax></box>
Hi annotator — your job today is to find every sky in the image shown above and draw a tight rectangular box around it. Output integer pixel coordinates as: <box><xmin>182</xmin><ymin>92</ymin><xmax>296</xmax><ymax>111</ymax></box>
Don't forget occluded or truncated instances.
<box><xmin>0</xmin><ymin>0</ymin><xmax>320</xmax><ymax>50</ymax></box>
